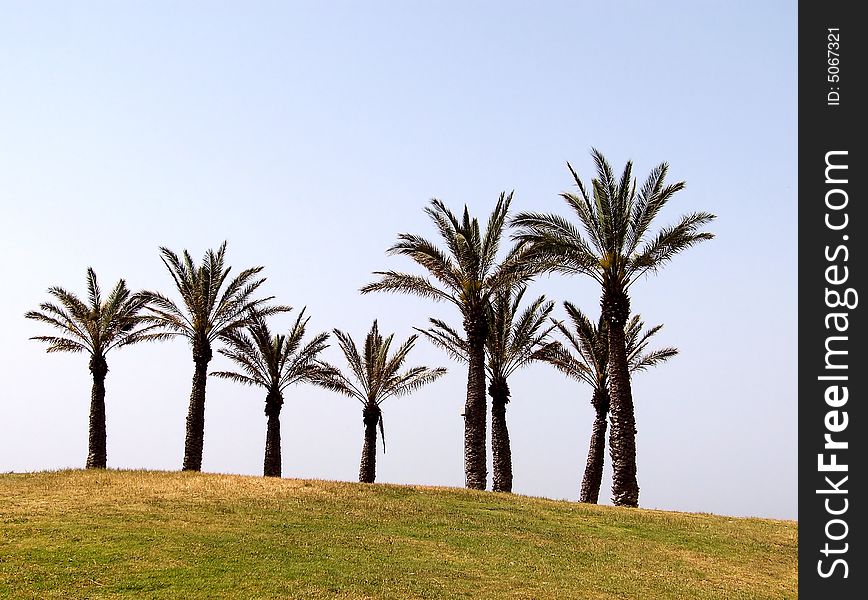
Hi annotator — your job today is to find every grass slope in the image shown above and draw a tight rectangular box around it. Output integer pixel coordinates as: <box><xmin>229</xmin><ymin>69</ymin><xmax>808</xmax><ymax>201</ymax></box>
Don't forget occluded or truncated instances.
<box><xmin>1</xmin><ymin>470</ymin><xmax>796</xmax><ymax>599</ymax></box>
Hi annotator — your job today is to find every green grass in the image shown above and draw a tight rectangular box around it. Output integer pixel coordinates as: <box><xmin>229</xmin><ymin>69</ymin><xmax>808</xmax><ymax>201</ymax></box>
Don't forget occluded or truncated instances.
<box><xmin>1</xmin><ymin>470</ymin><xmax>796</xmax><ymax>599</ymax></box>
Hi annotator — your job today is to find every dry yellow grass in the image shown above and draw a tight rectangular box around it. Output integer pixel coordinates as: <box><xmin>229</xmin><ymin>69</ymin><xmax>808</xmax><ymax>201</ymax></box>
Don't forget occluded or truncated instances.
<box><xmin>1</xmin><ymin>470</ymin><xmax>796</xmax><ymax>599</ymax></box>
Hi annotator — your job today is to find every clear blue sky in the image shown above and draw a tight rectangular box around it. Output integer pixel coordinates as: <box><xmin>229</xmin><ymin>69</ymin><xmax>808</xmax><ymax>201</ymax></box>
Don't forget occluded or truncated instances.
<box><xmin>0</xmin><ymin>1</ymin><xmax>796</xmax><ymax>519</ymax></box>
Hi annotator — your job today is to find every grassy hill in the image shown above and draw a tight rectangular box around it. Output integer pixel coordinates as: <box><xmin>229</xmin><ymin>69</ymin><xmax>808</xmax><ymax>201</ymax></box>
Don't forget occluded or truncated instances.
<box><xmin>1</xmin><ymin>470</ymin><xmax>796</xmax><ymax>599</ymax></box>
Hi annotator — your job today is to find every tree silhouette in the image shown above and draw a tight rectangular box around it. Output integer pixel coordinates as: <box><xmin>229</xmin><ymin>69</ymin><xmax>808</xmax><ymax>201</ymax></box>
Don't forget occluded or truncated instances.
<box><xmin>26</xmin><ymin>268</ymin><xmax>164</xmax><ymax>468</ymax></box>
<box><xmin>513</xmin><ymin>150</ymin><xmax>714</xmax><ymax>506</ymax></box>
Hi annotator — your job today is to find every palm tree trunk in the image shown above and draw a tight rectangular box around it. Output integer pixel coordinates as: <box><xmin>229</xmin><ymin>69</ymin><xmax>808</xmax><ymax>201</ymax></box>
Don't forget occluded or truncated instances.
<box><xmin>602</xmin><ymin>286</ymin><xmax>639</xmax><ymax>507</ymax></box>
<box><xmin>580</xmin><ymin>387</ymin><xmax>609</xmax><ymax>503</ymax></box>
<box><xmin>489</xmin><ymin>377</ymin><xmax>512</xmax><ymax>493</ymax></box>
<box><xmin>359</xmin><ymin>404</ymin><xmax>381</xmax><ymax>483</ymax></box>
<box><xmin>463</xmin><ymin>315</ymin><xmax>488</xmax><ymax>490</ymax></box>
<box><xmin>182</xmin><ymin>341</ymin><xmax>212</xmax><ymax>472</ymax></box>
<box><xmin>86</xmin><ymin>355</ymin><xmax>109</xmax><ymax>469</ymax></box>
<box><xmin>263</xmin><ymin>391</ymin><xmax>283</xmax><ymax>477</ymax></box>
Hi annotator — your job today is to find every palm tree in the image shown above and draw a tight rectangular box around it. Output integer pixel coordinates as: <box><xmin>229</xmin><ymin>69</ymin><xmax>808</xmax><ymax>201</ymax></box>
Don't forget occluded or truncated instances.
<box><xmin>25</xmin><ymin>268</ymin><xmax>163</xmax><ymax>468</ymax></box>
<box><xmin>418</xmin><ymin>286</ymin><xmax>555</xmax><ymax>492</ymax></box>
<box><xmin>140</xmin><ymin>242</ymin><xmax>286</xmax><ymax>472</ymax></box>
<box><xmin>314</xmin><ymin>320</ymin><xmax>446</xmax><ymax>484</ymax></box>
<box><xmin>512</xmin><ymin>150</ymin><xmax>715</xmax><ymax>506</ymax></box>
<box><xmin>538</xmin><ymin>302</ymin><xmax>676</xmax><ymax>503</ymax></box>
<box><xmin>361</xmin><ymin>193</ymin><xmax>532</xmax><ymax>490</ymax></box>
<box><xmin>210</xmin><ymin>308</ymin><xmax>330</xmax><ymax>477</ymax></box>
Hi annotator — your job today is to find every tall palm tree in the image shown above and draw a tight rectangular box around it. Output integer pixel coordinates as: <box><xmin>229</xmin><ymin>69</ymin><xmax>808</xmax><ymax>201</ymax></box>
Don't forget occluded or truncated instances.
<box><xmin>140</xmin><ymin>242</ymin><xmax>286</xmax><ymax>472</ymax></box>
<box><xmin>538</xmin><ymin>302</ymin><xmax>676</xmax><ymax>503</ymax></box>
<box><xmin>210</xmin><ymin>308</ymin><xmax>330</xmax><ymax>477</ymax></box>
<box><xmin>314</xmin><ymin>320</ymin><xmax>446</xmax><ymax>484</ymax></box>
<box><xmin>361</xmin><ymin>193</ymin><xmax>532</xmax><ymax>490</ymax></box>
<box><xmin>512</xmin><ymin>150</ymin><xmax>714</xmax><ymax>506</ymax></box>
<box><xmin>25</xmin><ymin>268</ymin><xmax>163</xmax><ymax>468</ymax></box>
<box><xmin>418</xmin><ymin>286</ymin><xmax>555</xmax><ymax>492</ymax></box>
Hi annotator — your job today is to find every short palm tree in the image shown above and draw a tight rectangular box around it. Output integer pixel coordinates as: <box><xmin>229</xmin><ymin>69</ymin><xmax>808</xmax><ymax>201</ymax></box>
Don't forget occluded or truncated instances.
<box><xmin>140</xmin><ymin>242</ymin><xmax>286</xmax><ymax>472</ymax></box>
<box><xmin>314</xmin><ymin>320</ymin><xmax>446</xmax><ymax>484</ymax></box>
<box><xmin>512</xmin><ymin>150</ymin><xmax>714</xmax><ymax>506</ymax></box>
<box><xmin>538</xmin><ymin>302</ymin><xmax>676</xmax><ymax>503</ymax></box>
<box><xmin>25</xmin><ymin>268</ymin><xmax>163</xmax><ymax>468</ymax></box>
<box><xmin>210</xmin><ymin>308</ymin><xmax>330</xmax><ymax>477</ymax></box>
<box><xmin>361</xmin><ymin>193</ymin><xmax>532</xmax><ymax>490</ymax></box>
<box><xmin>418</xmin><ymin>286</ymin><xmax>555</xmax><ymax>492</ymax></box>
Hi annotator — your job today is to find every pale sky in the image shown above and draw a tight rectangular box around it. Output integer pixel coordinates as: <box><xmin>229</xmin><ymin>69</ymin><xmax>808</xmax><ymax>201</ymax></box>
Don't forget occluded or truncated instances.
<box><xmin>0</xmin><ymin>1</ymin><xmax>796</xmax><ymax>519</ymax></box>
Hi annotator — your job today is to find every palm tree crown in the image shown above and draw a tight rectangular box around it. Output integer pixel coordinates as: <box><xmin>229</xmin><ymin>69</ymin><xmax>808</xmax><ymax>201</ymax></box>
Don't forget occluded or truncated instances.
<box><xmin>317</xmin><ymin>320</ymin><xmax>446</xmax><ymax>416</ymax></box>
<box><xmin>26</xmin><ymin>267</ymin><xmax>162</xmax><ymax>357</ymax></box>
<box><xmin>141</xmin><ymin>242</ymin><xmax>286</xmax><ymax>348</ymax></box>
<box><xmin>361</xmin><ymin>193</ymin><xmax>531</xmax><ymax>317</ymax></box>
<box><xmin>512</xmin><ymin>150</ymin><xmax>715</xmax><ymax>294</ymax></box>
<box><xmin>212</xmin><ymin>307</ymin><xmax>330</xmax><ymax>395</ymax></box>
<box><xmin>541</xmin><ymin>303</ymin><xmax>677</xmax><ymax>389</ymax></box>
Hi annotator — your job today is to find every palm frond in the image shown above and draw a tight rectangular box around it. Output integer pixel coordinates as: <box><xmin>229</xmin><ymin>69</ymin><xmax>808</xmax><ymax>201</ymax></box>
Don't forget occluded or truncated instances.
<box><xmin>509</xmin><ymin>212</ymin><xmax>603</xmax><ymax>283</ymax></box>
<box><xmin>423</xmin><ymin>199</ymin><xmax>464</xmax><ymax>265</ymax></box>
<box><xmin>25</xmin><ymin>307</ymin><xmax>92</xmax><ymax>349</ymax></box>
<box><xmin>415</xmin><ymin>318</ymin><xmax>469</xmax><ymax>364</ymax></box>
<box><xmin>210</xmin><ymin>371</ymin><xmax>261</xmax><ymax>387</ymax></box>
<box><xmin>562</xmin><ymin>302</ymin><xmax>607</xmax><ymax>371</ymax></box>
<box><xmin>611</xmin><ymin>157</ymin><xmax>635</xmax><ymax>253</ymax></box>
<box><xmin>116</xmin><ymin>330</ymin><xmax>179</xmax><ymax>347</ymax></box>
<box><xmin>380</xmin><ymin>366</ymin><xmax>447</xmax><ymax>402</ymax></box>
<box><xmin>625</xmin><ymin>317</ymin><xmax>660</xmax><ymax>361</ymax></box>
<box><xmin>624</xmin><ymin>162</ymin><xmax>671</xmax><ymax>255</ymax></box>
<box><xmin>275</xmin><ymin>308</ymin><xmax>331</xmax><ymax>389</ymax></box>
<box><xmin>361</xmin><ymin>271</ymin><xmax>454</xmax><ymax>304</ymax></box>
<box><xmin>217</xmin><ymin>330</ymin><xmax>271</xmax><ymax>388</ymax></box>
<box><xmin>85</xmin><ymin>268</ymin><xmax>102</xmax><ymax>316</ymax></box>
<box><xmin>157</xmin><ymin>246</ymin><xmax>196</xmax><ymax>314</ymax></box>
<box><xmin>499</xmin><ymin>295</ymin><xmax>557</xmax><ymax>378</ymax></box>
<box><xmin>205</xmin><ymin>242</ymin><xmax>231</xmax><ymax>316</ymax></box>
<box><xmin>210</xmin><ymin>276</ymin><xmax>271</xmax><ymax>335</ymax></box>
<box><xmin>310</xmin><ymin>362</ymin><xmax>367</xmax><ymax>403</ymax></box>
<box><xmin>280</xmin><ymin>331</ymin><xmax>332</xmax><ymax>389</ymax></box>
<box><xmin>563</xmin><ymin>161</ymin><xmax>606</xmax><ymax>254</ymax></box>
<box><xmin>331</xmin><ymin>328</ymin><xmax>370</xmax><ymax>398</ymax></box>
<box><xmin>381</xmin><ymin>334</ymin><xmax>418</xmax><ymax>383</ymax></box>
<box><xmin>589</xmin><ymin>149</ymin><xmax>618</xmax><ymax>251</ymax></box>
<box><xmin>631</xmin><ymin>347</ymin><xmax>679</xmax><ymax>373</ymax></box>
<box><xmin>622</xmin><ymin>316</ymin><xmax>678</xmax><ymax>374</ymax></box>
<box><xmin>533</xmin><ymin>341</ymin><xmax>596</xmax><ymax>386</ymax></box>
<box><xmin>479</xmin><ymin>191</ymin><xmax>511</xmax><ymax>275</ymax></box>
<box><xmin>47</xmin><ymin>286</ymin><xmax>91</xmax><ymax>324</ymax></box>
<box><xmin>537</xmin><ymin>302</ymin><xmax>607</xmax><ymax>390</ymax></box>
<box><xmin>320</xmin><ymin>321</ymin><xmax>444</xmax><ymax>408</ymax></box>
<box><xmin>138</xmin><ymin>290</ymin><xmax>194</xmax><ymax>336</ymax></box>
<box><xmin>387</xmin><ymin>234</ymin><xmax>461</xmax><ymax>291</ymax></box>
<box><xmin>29</xmin><ymin>336</ymin><xmax>89</xmax><ymax>354</ymax></box>
<box><xmin>213</xmin><ymin>267</ymin><xmax>266</xmax><ymax>322</ymax></box>
<box><xmin>628</xmin><ymin>211</ymin><xmax>716</xmax><ymax>285</ymax></box>
<box><xmin>483</xmin><ymin>241</ymin><xmax>539</xmax><ymax>299</ymax></box>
